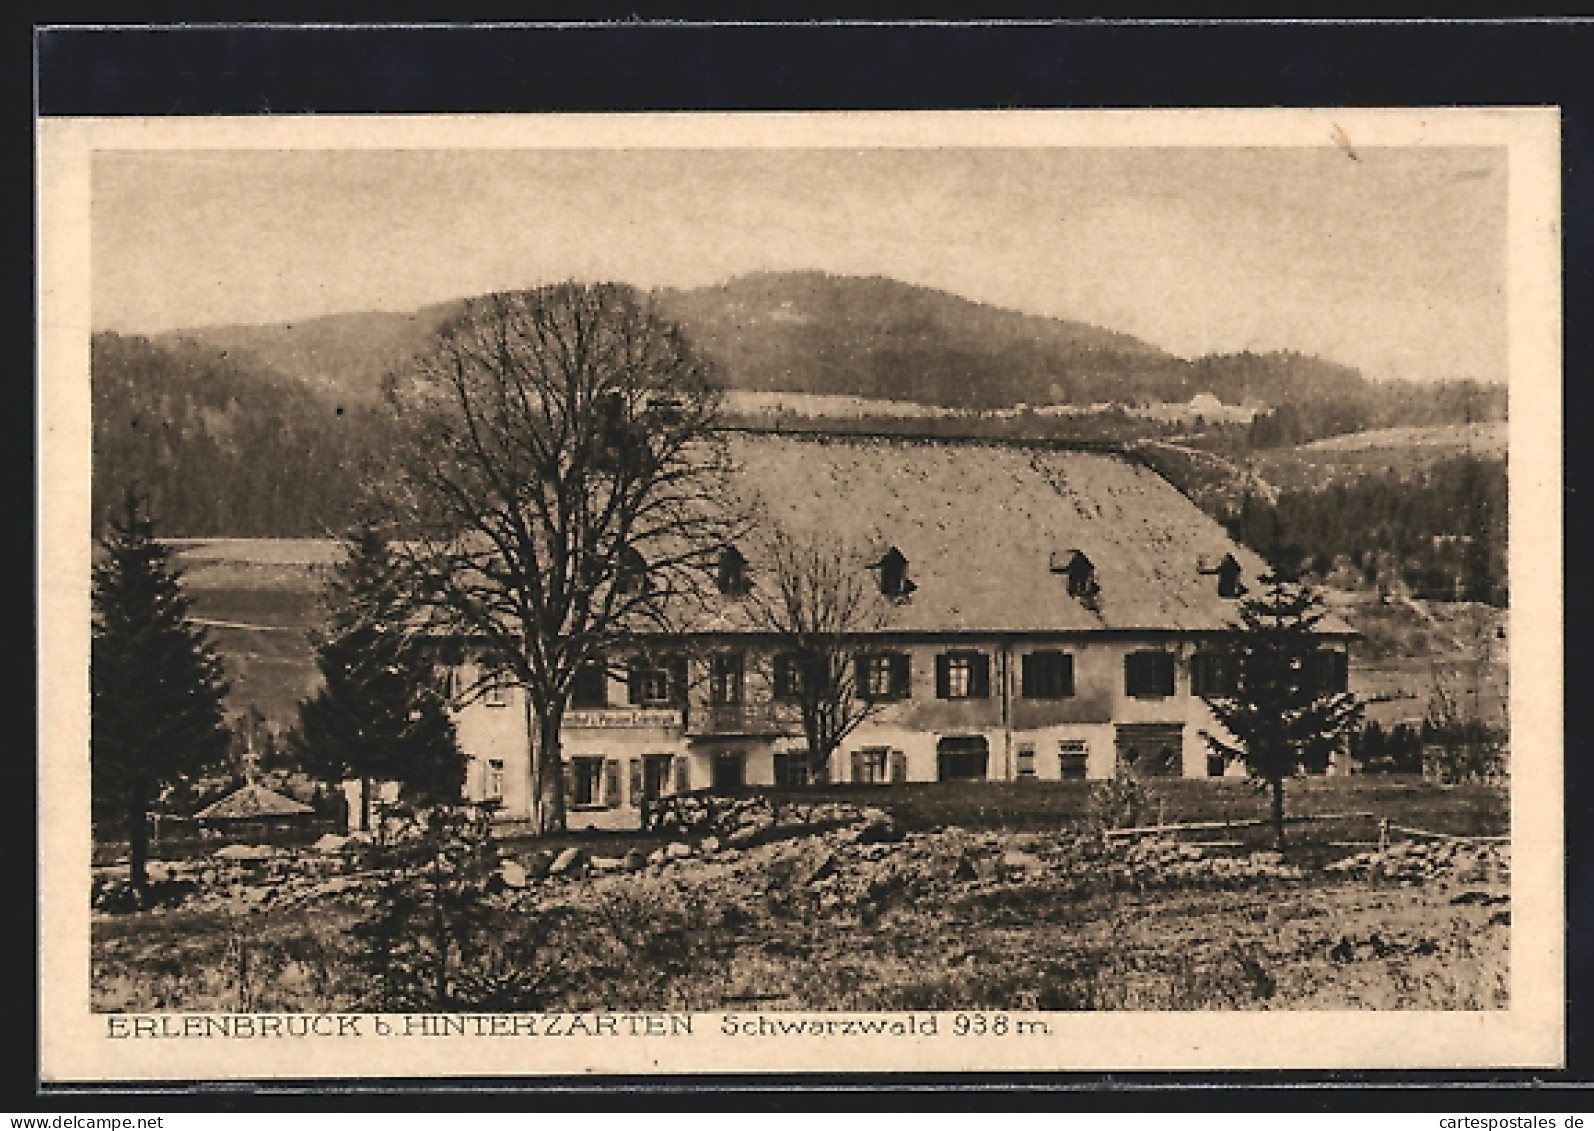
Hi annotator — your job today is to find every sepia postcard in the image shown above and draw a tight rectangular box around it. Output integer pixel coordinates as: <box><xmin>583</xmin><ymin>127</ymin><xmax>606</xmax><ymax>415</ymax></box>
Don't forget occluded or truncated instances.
<box><xmin>38</xmin><ymin>109</ymin><xmax>1563</xmax><ymax>1082</ymax></box>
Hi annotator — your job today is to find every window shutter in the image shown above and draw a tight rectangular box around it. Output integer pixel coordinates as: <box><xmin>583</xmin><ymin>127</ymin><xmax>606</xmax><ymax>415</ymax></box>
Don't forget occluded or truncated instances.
<box><xmin>891</xmin><ymin>653</ymin><xmax>911</xmax><ymax>698</ymax></box>
<box><xmin>1124</xmin><ymin>653</ymin><xmax>1140</xmax><ymax>696</ymax></box>
<box><xmin>889</xmin><ymin>749</ymin><xmax>907</xmax><ymax>783</ymax></box>
<box><xmin>604</xmin><ymin>759</ymin><xmax>621</xmax><ymax>809</ymax></box>
<box><xmin>1020</xmin><ymin>654</ymin><xmax>1036</xmax><ymax>698</ymax></box>
<box><xmin>628</xmin><ymin>758</ymin><xmax>643</xmax><ymax>807</ymax></box>
<box><xmin>673</xmin><ymin>756</ymin><xmax>689</xmax><ymax>794</ymax></box>
<box><xmin>669</xmin><ymin>656</ymin><xmax>688</xmax><ymax>704</ymax></box>
<box><xmin>855</xmin><ymin>654</ymin><xmax>871</xmax><ymax>700</ymax></box>
<box><xmin>627</xmin><ymin>661</ymin><xmax>643</xmax><ymax>706</ymax></box>
<box><xmin>561</xmin><ymin>761</ymin><xmax>575</xmax><ymax>805</ymax></box>
<box><xmin>934</xmin><ymin>654</ymin><xmax>950</xmax><ymax>699</ymax></box>
<box><xmin>850</xmin><ymin>749</ymin><xmax>864</xmax><ymax>784</ymax></box>
<box><xmin>1060</xmin><ymin>654</ymin><xmax>1076</xmax><ymax>697</ymax></box>
<box><xmin>1157</xmin><ymin>653</ymin><xmax>1175</xmax><ymax>697</ymax></box>
<box><xmin>970</xmin><ymin>653</ymin><xmax>990</xmax><ymax>698</ymax></box>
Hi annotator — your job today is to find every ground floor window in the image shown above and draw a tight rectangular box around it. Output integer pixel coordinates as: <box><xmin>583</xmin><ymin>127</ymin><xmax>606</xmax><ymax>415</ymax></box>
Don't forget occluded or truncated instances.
<box><xmin>486</xmin><ymin>759</ymin><xmax>505</xmax><ymax>800</ymax></box>
<box><xmin>1016</xmin><ymin>744</ymin><xmax>1036</xmax><ymax>778</ymax></box>
<box><xmin>1058</xmin><ymin>740</ymin><xmax>1089</xmax><ymax>780</ymax></box>
<box><xmin>937</xmin><ymin>736</ymin><xmax>989</xmax><ymax>781</ymax></box>
<box><xmin>712</xmin><ymin>750</ymin><xmax>745</xmax><ymax>791</ymax></box>
<box><xmin>568</xmin><ymin>757</ymin><xmax>606</xmax><ymax>807</ymax></box>
<box><xmin>852</xmin><ymin>746</ymin><xmax>891</xmax><ymax>783</ymax></box>
<box><xmin>774</xmin><ymin>750</ymin><xmax>819</xmax><ymax>788</ymax></box>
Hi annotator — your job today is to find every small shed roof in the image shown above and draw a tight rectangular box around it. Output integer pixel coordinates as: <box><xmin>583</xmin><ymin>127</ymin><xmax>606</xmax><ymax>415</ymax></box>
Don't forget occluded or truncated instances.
<box><xmin>194</xmin><ymin>782</ymin><xmax>314</xmax><ymax>821</ymax></box>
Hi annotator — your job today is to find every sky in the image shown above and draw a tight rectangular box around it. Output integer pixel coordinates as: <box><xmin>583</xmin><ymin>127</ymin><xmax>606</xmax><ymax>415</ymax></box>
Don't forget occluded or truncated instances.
<box><xmin>91</xmin><ymin>145</ymin><xmax>1507</xmax><ymax>384</ymax></box>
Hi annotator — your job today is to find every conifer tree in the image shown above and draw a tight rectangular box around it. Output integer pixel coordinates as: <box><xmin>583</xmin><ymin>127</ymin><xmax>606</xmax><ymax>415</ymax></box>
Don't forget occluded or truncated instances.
<box><xmin>294</xmin><ymin>528</ymin><xmax>463</xmax><ymax>826</ymax></box>
<box><xmin>1201</xmin><ymin>575</ymin><xmax>1364</xmax><ymax>851</ymax></box>
<box><xmin>91</xmin><ymin>489</ymin><xmax>230</xmax><ymax>897</ymax></box>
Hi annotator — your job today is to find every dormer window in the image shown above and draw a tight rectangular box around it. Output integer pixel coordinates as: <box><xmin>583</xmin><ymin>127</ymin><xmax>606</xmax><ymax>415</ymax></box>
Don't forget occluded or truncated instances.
<box><xmin>871</xmin><ymin>546</ymin><xmax>916</xmax><ymax>600</ymax></box>
<box><xmin>716</xmin><ymin>544</ymin><xmax>750</xmax><ymax>596</ymax></box>
<box><xmin>1198</xmin><ymin>557</ymin><xmax>1249</xmax><ymax>602</ymax></box>
<box><xmin>1051</xmin><ymin>549</ymin><xmax>1098</xmax><ymax>600</ymax></box>
<box><xmin>615</xmin><ymin>546</ymin><xmax>648</xmax><ymax>596</ymax></box>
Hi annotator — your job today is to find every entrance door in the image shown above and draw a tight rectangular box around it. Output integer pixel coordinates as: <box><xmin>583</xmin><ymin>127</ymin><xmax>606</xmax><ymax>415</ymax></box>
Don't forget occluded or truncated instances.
<box><xmin>712</xmin><ymin>750</ymin><xmax>746</xmax><ymax>791</ymax></box>
<box><xmin>937</xmin><ymin>736</ymin><xmax>990</xmax><ymax>781</ymax></box>
<box><xmin>1115</xmin><ymin>723</ymin><xmax>1184</xmax><ymax>778</ymax></box>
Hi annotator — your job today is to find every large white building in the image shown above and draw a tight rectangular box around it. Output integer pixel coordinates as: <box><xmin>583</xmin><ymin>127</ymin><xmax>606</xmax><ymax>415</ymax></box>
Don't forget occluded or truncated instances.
<box><xmin>452</xmin><ymin>431</ymin><xmax>1351</xmax><ymax>829</ymax></box>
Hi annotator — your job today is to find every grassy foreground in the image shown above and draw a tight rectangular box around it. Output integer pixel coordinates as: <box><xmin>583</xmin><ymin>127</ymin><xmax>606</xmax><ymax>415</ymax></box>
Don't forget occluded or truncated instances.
<box><xmin>93</xmin><ymin>778</ymin><xmax>1509</xmax><ymax>1014</ymax></box>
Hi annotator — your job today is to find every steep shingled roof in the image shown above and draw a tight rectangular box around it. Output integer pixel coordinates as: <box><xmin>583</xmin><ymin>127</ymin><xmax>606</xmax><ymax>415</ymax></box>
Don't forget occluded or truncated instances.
<box><xmin>697</xmin><ymin>431</ymin><xmax>1333</xmax><ymax>636</ymax></box>
<box><xmin>194</xmin><ymin>782</ymin><xmax>314</xmax><ymax>821</ymax></box>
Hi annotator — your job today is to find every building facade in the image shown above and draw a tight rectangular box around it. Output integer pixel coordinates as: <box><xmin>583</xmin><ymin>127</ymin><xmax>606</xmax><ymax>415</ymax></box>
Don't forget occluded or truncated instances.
<box><xmin>451</xmin><ymin>432</ymin><xmax>1351</xmax><ymax>829</ymax></box>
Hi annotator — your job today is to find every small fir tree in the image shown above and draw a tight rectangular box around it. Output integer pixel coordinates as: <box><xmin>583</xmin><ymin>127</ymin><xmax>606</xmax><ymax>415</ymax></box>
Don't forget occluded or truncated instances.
<box><xmin>92</xmin><ymin>489</ymin><xmax>231</xmax><ymax>898</ymax></box>
<box><xmin>293</xmin><ymin>528</ymin><xmax>464</xmax><ymax>826</ymax></box>
<box><xmin>1201</xmin><ymin>574</ymin><xmax>1364</xmax><ymax>851</ymax></box>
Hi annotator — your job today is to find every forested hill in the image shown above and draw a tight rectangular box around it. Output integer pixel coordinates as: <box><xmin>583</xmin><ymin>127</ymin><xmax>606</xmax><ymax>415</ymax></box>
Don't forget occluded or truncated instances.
<box><xmin>96</xmin><ymin>272</ymin><xmax>1506</xmax><ymax>537</ymax></box>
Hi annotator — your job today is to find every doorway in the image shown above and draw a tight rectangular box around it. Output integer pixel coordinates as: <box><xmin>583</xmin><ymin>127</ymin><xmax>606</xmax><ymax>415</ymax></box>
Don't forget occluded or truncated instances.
<box><xmin>712</xmin><ymin>750</ymin><xmax>746</xmax><ymax>791</ymax></box>
<box><xmin>936</xmin><ymin>735</ymin><xmax>989</xmax><ymax>781</ymax></box>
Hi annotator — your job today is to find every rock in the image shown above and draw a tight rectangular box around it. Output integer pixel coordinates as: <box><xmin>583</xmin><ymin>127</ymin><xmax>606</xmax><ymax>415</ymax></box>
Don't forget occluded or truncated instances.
<box><xmin>999</xmin><ymin>850</ymin><xmax>1043</xmax><ymax>878</ymax></box>
<box><xmin>313</xmin><ymin>833</ymin><xmax>351</xmax><ymax>854</ymax></box>
<box><xmin>214</xmin><ymin>844</ymin><xmax>275</xmax><ymax>862</ymax></box>
<box><xmin>622</xmin><ymin>849</ymin><xmax>647</xmax><ymax>872</ymax></box>
<box><xmin>803</xmin><ymin>851</ymin><xmax>838</xmax><ymax>886</ymax></box>
<box><xmin>525</xmin><ymin>850</ymin><xmax>555</xmax><ymax>880</ymax></box>
<box><xmin>495</xmin><ymin>860</ymin><xmax>529</xmax><ymax>890</ymax></box>
<box><xmin>549</xmin><ymin>847</ymin><xmax>588</xmax><ymax>876</ymax></box>
<box><xmin>646</xmin><ymin>848</ymin><xmax>668</xmax><ymax>867</ymax></box>
<box><xmin>665</xmin><ymin>842</ymin><xmax>694</xmax><ymax>860</ymax></box>
<box><xmin>700</xmin><ymin>836</ymin><xmax>721</xmax><ymax>855</ymax></box>
<box><xmin>590</xmin><ymin>855</ymin><xmax>624</xmax><ymax>874</ymax></box>
<box><xmin>855</xmin><ymin>815</ymin><xmax>904</xmax><ymax>845</ymax></box>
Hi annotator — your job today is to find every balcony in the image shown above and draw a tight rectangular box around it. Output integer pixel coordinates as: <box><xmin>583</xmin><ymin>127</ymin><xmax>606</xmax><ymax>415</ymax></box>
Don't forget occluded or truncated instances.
<box><xmin>686</xmin><ymin>701</ymin><xmax>790</xmax><ymax>737</ymax></box>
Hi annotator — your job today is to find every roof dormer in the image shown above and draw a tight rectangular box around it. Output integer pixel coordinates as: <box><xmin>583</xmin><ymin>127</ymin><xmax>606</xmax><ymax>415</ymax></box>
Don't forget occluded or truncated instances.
<box><xmin>870</xmin><ymin>546</ymin><xmax>916</xmax><ymax>600</ymax></box>
<box><xmin>716</xmin><ymin>544</ymin><xmax>750</xmax><ymax>597</ymax></box>
<box><xmin>1199</xmin><ymin>552</ymin><xmax>1247</xmax><ymax>598</ymax></box>
<box><xmin>1051</xmin><ymin>549</ymin><xmax>1099</xmax><ymax>601</ymax></box>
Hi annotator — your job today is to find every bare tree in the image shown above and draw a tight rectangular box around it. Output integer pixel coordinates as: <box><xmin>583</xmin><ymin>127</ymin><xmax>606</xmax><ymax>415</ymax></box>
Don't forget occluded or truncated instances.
<box><xmin>746</xmin><ymin>527</ymin><xmax>893</xmax><ymax>784</ymax></box>
<box><xmin>380</xmin><ymin>284</ymin><xmax>732</xmax><ymax>834</ymax></box>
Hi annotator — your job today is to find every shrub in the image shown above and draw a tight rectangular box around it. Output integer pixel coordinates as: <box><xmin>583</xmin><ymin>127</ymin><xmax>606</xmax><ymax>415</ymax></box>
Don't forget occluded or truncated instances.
<box><xmin>1086</xmin><ymin>778</ymin><xmax>1153</xmax><ymax>831</ymax></box>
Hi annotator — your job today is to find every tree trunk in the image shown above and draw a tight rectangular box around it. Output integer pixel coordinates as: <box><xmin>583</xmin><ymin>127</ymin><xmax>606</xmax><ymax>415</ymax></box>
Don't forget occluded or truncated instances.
<box><xmin>128</xmin><ymin>776</ymin><xmax>150</xmax><ymax>898</ymax></box>
<box><xmin>528</xmin><ymin>708</ymin><xmax>567</xmax><ymax>836</ymax></box>
<box><xmin>1270</xmin><ymin>776</ymin><xmax>1287</xmax><ymax>853</ymax></box>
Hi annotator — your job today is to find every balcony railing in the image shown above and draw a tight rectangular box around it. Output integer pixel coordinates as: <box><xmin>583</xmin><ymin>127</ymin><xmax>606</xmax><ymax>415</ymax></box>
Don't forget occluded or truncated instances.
<box><xmin>686</xmin><ymin>701</ymin><xmax>790</xmax><ymax>737</ymax></box>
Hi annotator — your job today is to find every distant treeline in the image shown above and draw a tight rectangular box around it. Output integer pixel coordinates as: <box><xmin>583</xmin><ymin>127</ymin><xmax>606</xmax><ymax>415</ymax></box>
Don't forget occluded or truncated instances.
<box><xmin>1197</xmin><ymin>381</ymin><xmax>1506</xmax><ymax>453</ymax></box>
<box><xmin>92</xmin><ymin>332</ymin><xmax>396</xmax><ymax>537</ymax></box>
<box><xmin>1222</xmin><ymin>456</ymin><xmax>1508</xmax><ymax>605</ymax></box>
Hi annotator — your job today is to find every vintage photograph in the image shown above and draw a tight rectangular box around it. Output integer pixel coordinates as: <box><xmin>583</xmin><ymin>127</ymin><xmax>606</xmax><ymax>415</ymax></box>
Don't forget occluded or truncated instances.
<box><xmin>38</xmin><ymin>110</ymin><xmax>1562</xmax><ymax>1077</ymax></box>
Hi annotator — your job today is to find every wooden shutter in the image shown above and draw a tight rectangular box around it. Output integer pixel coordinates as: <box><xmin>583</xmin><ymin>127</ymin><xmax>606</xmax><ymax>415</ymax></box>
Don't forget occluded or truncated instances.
<box><xmin>856</xmin><ymin>654</ymin><xmax>872</xmax><ymax>700</ymax></box>
<box><xmin>626</xmin><ymin>661</ymin><xmax>644</xmax><ymax>705</ymax></box>
<box><xmin>603</xmin><ymin>759</ymin><xmax>621</xmax><ymax>809</ymax></box>
<box><xmin>1060</xmin><ymin>654</ymin><xmax>1075</xmax><ymax>697</ymax></box>
<box><xmin>850</xmin><ymin>749</ymin><xmax>864</xmax><ymax>783</ymax></box>
<box><xmin>561</xmin><ymin>761</ymin><xmax>575</xmax><ymax>806</ymax></box>
<box><xmin>669</xmin><ymin>656</ymin><xmax>689</xmax><ymax>704</ymax></box>
<box><xmin>891</xmin><ymin>652</ymin><xmax>911</xmax><ymax>698</ymax></box>
<box><xmin>970</xmin><ymin>653</ymin><xmax>990</xmax><ymax>698</ymax></box>
<box><xmin>628</xmin><ymin>758</ymin><xmax>643</xmax><ymax>807</ymax></box>
<box><xmin>673</xmin><ymin>756</ymin><xmax>689</xmax><ymax>794</ymax></box>
<box><xmin>1156</xmin><ymin>653</ymin><xmax>1175</xmax><ymax>697</ymax></box>
<box><xmin>889</xmin><ymin>749</ymin><xmax>907</xmax><ymax>783</ymax></box>
<box><xmin>934</xmin><ymin>654</ymin><xmax>950</xmax><ymax>699</ymax></box>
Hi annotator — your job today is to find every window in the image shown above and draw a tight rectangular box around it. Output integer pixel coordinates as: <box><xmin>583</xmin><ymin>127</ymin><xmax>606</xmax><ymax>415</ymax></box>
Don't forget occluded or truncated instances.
<box><xmin>716</xmin><ymin>545</ymin><xmax>750</xmax><ymax>596</ymax></box>
<box><xmin>1016</xmin><ymin>744</ymin><xmax>1036</xmax><ymax>778</ymax></box>
<box><xmin>1125</xmin><ymin>650</ymin><xmax>1176</xmax><ymax>698</ymax></box>
<box><xmin>873</xmin><ymin>547</ymin><xmax>917</xmax><ymax>599</ymax></box>
<box><xmin>615</xmin><ymin>546</ymin><xmax>648</xmax><ymax>596</ymax></box>
<box><xmin>570</xmin><ymin>657</ymin><xmax>608</xmax><ymax>709</ymax></box>
<box><xmin>1216</xmin><ymin>554</ymin><xmax>1247</xmax><ymax>599</ymax></box>
<box><xmin>484</xmin><ymin>682</ymin><xmax>511</xmax><ymax>707</ymax></box>
<box><xmin>851</xmin><ymin>747</ymin><xmax>891</xmax><ymax>784</ymax></box>
<box><xmin>1052</xmin><ymin>550</ymin><xmax>1098</xmax><ymax>600</ymax></box>
<box><xmin>628</xmin><ymin>656</ymin><xmax>686</xmax><ymax>706</ymax></box>
<box><xmin>774</xmin><ymin>750</ymin><xmax>815</xmax><ymax>788</ymax></box>
<box><xmin>772</xmin><ymin>653</ymin><xmax>806</xmax><ymax>701</ymax></box>
<box><xmin>710</xmin><ymin>653</ymin><xmax>745</xmax><ymax>705</ymax></box>
<box><xmin>1190</xmin><ymin>651</ymin><xmax>1238</xmax><ymax>697</ymax></box>
<box><xmin>936</xmin><ymin>651</ymin><xmax>990</xmax><ymax>699</ymax></box>
<box><xmin>1058</xmin><ymin>740</ymin><xmax>1089</xmax><ymax>780</ymax></box>
<box><xmin>857</xmin><ymin>652</ymin><xmax>911</xmax><ymax>701</ymax></box>
<box><xmin>1022</xmin><ymin>651</ymin><xmax>1075</xmax><ymax>699</ymax></box>
<box><xmin>568</xmin><ymin>757</ymin><xmax>606</xmax><ymax>808</ymax></box>
<box><xmin>1309</xmin><ymin>649</ymin><xmax>1350</xmax><ymax>694</ymax></box>
<box><xmin>486</xmin><ymin>759</ymin><xmax>505</xmax><ymax>800</ymax></box>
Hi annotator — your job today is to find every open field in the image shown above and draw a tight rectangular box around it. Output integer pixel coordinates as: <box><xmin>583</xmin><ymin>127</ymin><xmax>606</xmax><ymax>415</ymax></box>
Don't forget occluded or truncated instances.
<box><xmin>93</xmin><ymin>779</ymin><xmax>1508</xmax><ymax>1014</ymax></box>
<box><xmin>1249</xmin><ymin>423</ymin><xmax>1506</xmax><ymax>492</ymax></box>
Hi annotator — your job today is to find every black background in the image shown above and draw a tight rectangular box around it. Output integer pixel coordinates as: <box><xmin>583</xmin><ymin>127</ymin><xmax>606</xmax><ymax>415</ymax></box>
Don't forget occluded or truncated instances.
<box><xmin>24</xmin><ymin>15</ymin><xmax>1594</xmax><ymax>1111</ymax></box>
